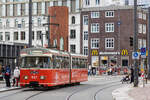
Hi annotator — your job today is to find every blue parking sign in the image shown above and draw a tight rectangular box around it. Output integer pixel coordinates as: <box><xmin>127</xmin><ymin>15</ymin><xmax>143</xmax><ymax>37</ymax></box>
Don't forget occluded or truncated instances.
<box><xmin>141</xmin><ymin>48</ymin><xmax>146</xmax><ymax>55</ymax></box>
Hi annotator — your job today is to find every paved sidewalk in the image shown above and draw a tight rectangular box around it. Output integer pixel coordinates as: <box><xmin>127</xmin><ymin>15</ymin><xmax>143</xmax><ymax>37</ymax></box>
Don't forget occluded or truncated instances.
<box><xmin>112</xmin><ymin>79</ymin><xmax>150</xmax><ymax>100</ymax></box>
<box><xmin>0</xmin><ymin>81</ymin><xmax>21</xmax><ymax>92</ymax></box>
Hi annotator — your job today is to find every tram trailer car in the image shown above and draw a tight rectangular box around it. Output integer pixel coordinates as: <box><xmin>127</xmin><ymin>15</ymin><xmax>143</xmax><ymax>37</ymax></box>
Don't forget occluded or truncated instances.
<box><xmin>19</xmin><ymin>47</ymin><xmax>88</xmax><ymax>88</ymax></box>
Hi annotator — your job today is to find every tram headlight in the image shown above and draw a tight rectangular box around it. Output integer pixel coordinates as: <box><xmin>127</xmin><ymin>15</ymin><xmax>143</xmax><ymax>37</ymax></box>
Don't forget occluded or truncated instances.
<box><xmin>24</xmin><ymin>76</ymin><xmax>28</xmax><ymax>80</ymax></box>
<box><xmin>40</xmin><ymin>76</ymin><xmax>45</xmax><ymax>80</ymax></box>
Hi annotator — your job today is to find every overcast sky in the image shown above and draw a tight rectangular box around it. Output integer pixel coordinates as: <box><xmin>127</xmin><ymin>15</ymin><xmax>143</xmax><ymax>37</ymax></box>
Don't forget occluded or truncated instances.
<box><xmin>129</xmin><ymin>0</ymin><xmax>150</xmax><ymax>6</ymax></box>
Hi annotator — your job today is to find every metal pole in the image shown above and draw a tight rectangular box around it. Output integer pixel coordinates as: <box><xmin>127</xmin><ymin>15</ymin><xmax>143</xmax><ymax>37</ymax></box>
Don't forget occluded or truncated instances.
<box><xmin>148</xmin><ymin>7</ymin><xmax>150</xmax><ymax>79</ymax></box>
<box><xmin>29</xmin><ymin>0</ymin><xmax>32</xmax><ymax>47</ymax></box>
<box><xmin>133</xmin><ymin>0</ymin><xmax>138</xmax><ymax>87</ymax></box>
<box><xmin>48</xmin><ymin>15</ymin><xmax>50</xmax><ymax>48</ymax></box>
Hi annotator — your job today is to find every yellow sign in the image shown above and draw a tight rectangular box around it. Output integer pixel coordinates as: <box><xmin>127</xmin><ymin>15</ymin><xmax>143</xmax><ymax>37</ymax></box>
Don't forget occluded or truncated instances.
<box><xmin>121</xmin><ymin>49</ymin><xmax>128</xmax><ymax>56</ymax></box>
<box><xmin>101</xmin><ymin>56</ymin><xmax>108</xmax><ymax>60</ymax></box>
<box><xmin>92</xmin><ymin>50</ymin><xmax>98</xmax><ymax>56</ymax></box>
<box><xmin>146</xmin><ymin>50</ymin><xmax>148</xmax><ymax>56</ymax></box>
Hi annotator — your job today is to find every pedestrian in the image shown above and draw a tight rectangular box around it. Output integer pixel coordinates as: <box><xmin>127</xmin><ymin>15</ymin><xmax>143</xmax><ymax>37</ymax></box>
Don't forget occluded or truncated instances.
<box><xmin>1</xmin><ymin>65</ymin><xmax>5</xmax><ymax>80</ymax></box>
<box><xmin>4</xmin><ymin>65</ymin><xmax>11</xmax><ymax>87</ymax></box>
<box><xmin>13</xmin><ymin>67</ymin><xmax>20</xmax><ymax>87</ymax></box>
<box><xmin>130</xmin><ymin>67</ymin><xmax>134</xmax><ymax>83</ymax></box>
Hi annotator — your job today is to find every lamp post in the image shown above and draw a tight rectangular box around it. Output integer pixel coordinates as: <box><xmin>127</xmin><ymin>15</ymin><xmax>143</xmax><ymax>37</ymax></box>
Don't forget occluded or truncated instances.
<box><xmin>133</xmin><ymin>0</ymin><xmax>139</xmax><ymax>87</ymax></box>
<box><xmin>148</xmin><ymin>7</ymin><xmax>150</xmax><ymax>79</ymax></box>
<box><xmin>29</xmin><ymin>0</ymin><xmax>32</xmax><ymax>48</ymax></box>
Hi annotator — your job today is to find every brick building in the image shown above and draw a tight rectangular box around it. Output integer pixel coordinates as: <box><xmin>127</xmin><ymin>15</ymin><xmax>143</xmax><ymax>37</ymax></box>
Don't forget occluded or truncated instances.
<box><xmin>81</xmin><ymin>5</ymin><xmax>148</xmax><ymax>70</ymax></box>
<box><xmin>48</xmin><ymin>6</ymin><xmax>69</xmax><ymax>51</ymax></box>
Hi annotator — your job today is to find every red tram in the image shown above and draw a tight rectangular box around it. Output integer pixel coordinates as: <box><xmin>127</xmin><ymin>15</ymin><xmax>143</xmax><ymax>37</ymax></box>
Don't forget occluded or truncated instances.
<box><xmin>19</xmin><ymin>47</ymin><xmax>88</xmax><ymax>88</ymax></box>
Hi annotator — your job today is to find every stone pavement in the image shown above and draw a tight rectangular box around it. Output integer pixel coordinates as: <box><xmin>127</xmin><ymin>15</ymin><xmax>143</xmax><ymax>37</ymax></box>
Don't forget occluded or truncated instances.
<box><xmin>0</xmin><ymin>81</ymin><xmax>21</xmax><ymax>92</ymax></box>
<box><xmin>112</xmin><ymin>78</ymin><xmax>150</xmax><ymax>100</ymax></box>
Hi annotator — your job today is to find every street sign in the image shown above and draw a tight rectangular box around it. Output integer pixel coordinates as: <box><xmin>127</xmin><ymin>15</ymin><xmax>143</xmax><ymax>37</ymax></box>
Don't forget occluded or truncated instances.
<box><xmin>132</xmin><ymin>52</ymin><xmax>140</xmax><ymax>59</ymax></box>
<box><xmin>141</xmin><ymin>48</ymin><xmax>146</xmax><ymax>58</ymax></box>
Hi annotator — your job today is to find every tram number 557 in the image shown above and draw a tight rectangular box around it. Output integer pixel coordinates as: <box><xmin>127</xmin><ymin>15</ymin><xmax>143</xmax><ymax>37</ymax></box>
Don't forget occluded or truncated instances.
<box><xmin>31</xmin><ymin>76</ymin><xmax>38</xmax><ymax>79</ymax></box>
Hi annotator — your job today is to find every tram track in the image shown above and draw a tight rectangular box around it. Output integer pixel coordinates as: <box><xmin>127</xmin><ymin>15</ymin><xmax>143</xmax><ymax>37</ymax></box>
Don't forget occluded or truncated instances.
<box><xmin>93</xmin><ymin>83</ymin><xmax>121</xmax><ymax>100</ymax></box>
<box><xmin>0</xmin><ymin>88</ymin><xmax>29</xmax><ymax>99</ymax></box>
<box><xmin>66</xmin><ymin>80</ymin><xmax>120</xmax><ymax>100</ymax></box>
<box><xmin>0</xmin><ymin>77</ymin><xmax>122</xmax><ymax>100</ymax></box>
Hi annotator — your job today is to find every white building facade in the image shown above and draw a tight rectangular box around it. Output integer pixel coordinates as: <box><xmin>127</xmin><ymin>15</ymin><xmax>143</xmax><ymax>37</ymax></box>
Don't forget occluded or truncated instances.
<box><xmin>0</xmin><ymin>0</ymin><xmax>82</xmax><ymax>54</ymax></box>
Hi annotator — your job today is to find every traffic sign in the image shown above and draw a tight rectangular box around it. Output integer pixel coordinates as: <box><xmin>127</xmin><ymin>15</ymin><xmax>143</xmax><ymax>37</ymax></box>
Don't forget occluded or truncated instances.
<box><xmin>141</xmin><ymin>48</ymin><xmax>146</xmax><ymax>58</ymax></box>
<box><xmin>132</xmin><ymin>52</ymin><xmax>139</xmax><ymax>59</ymax></box>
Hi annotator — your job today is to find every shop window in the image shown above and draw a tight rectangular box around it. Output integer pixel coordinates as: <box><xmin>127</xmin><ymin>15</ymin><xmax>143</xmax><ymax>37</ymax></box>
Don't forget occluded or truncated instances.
<box><xmin>102</xmin><ymin>60</ymin><xmax>107</xmax><ymax>65</ymax></box>
<box><xmin>122</xmin><ymin>60</ymin><xmax>128</xmax><ymax>66</ymax></box>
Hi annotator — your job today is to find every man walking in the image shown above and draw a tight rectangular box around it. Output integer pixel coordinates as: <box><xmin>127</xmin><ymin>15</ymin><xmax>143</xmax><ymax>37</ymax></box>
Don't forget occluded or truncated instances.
<box><xmin>4</xmin><ymin>65</ymin><xmax>11</xmax><ymax>87</ymax></box>
<box><xmin>130</xmin><ymin>67</ymin><xmax>134</xmax><ymax>83</ymax></box>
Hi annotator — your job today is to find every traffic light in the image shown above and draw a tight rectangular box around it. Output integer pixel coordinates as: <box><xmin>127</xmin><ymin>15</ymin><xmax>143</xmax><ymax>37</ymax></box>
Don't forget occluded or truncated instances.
<box><xmin>129</xmin><ymin>37</ymin><xmax>133</xmax><ymax>46</ymax></box>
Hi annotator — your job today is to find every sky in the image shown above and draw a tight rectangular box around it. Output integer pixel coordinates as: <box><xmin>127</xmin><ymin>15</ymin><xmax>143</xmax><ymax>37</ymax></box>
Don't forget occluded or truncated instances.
<box><xmin>129</xmin><ymin>0</ymin><xmax>150</xmax><ymax>6</ymax></box>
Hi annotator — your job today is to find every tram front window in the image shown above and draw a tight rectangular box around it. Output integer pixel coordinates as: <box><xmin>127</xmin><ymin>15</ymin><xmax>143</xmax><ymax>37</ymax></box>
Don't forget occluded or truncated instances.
<box><xmin>21</xmin><ymin>57</ymin><xmax>51</xmax><ymax>68</ymax></box>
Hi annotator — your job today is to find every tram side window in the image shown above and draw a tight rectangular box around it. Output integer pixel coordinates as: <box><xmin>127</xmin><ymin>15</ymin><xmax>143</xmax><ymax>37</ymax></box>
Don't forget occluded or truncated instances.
<box><xmin>72</xmin><ymin>58</ymin><xmax>80</xmax><ymax>68</ymax></box>
<box><xmin>53</xmin><ymin>56</ymin><xmax>61</xmax><ymax>69</ymax></box>
<box><xmin>61</xmin><ymin>57</ymin><xmax>69</xmax><ymax>68</ymax></box>
<box><xmin>80</xmin><ymin>59</ymin><xmax>86</xmax><ymax>68</ymax></box>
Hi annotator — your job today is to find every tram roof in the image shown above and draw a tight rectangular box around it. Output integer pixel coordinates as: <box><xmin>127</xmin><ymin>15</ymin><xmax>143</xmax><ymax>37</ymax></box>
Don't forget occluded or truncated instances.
<box><xmin>21</xmin><ymin>47</ymin><xmax>87</xmax><ymax>58</ymax></box>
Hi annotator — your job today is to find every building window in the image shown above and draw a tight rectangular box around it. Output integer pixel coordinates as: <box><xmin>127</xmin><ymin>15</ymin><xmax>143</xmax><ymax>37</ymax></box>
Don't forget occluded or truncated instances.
<box><xmin>143</xmin><ymin>39</ymin><xmax>146</xmax><ymax>48</ymax></box>
<box><xmin>70</xmin><ymin>45</ymin><xmax>76</xmax><ymax>53</ymax></box>
<box><xmin>32</xmin><ymin>31</ymin><xmax>34</xmax><ymax>40</ymax></box>
<box><xmin>32</xmin><ymin>18</ymin><xmax>34</xmax><ymax>26</ymax></box>
<box><xmin>122</xmin><ymin>59</ymin><xmax>128</xmax><ymax>66</ymax></box>
<box><xmin>70</xmin><ymin>30</ymin><xmax>76</xmax><ymax>39</ymax></box>
<box><xmin>37</xmin><ymin>2</ymin><xmax>42</xmax><ymax>15</ymax></box>
<box><xmin>105</xmin><ymin>11</ymin><xmax>114</xmax><ymax>17</ymax></box>
<box><xmin>6</xmin><ymin>19</ymin><xmax>10</xmax><ymax>28</ymax></box>
<box><xmin>125</xmin><ymin>0</ymin><xmax>129</xmax><ymax>5</ymax></box>
<box><xmin>143</xmin><ymin>13</ymin><xmax>146</xmax><ymax>20</ymax></box>
<box><xmin>0</xmin><ymin>32</ymin><xmax>3</xmax><ymax>40</ymax></box>
<box><xmin>53</xmin><ymin>1</ymin><xmax>58</xmax><ymax>6</ymax></box>
<box><xmin>91</xmin><ymin>12</ymin><xmax>100</xmax><ymax>18</ymax></box>
<box><xmin>91</xmin><ymin>38</ymin><xmax>99</xmax><ymax>49</ymax></box>
<box><xmin>105</xmin><ymin>38</ymin><xmax>114</xmax><ymax>49</ymax></box>
<box><xmin>138</xmin><ymin>39</ymin><xmax>142</xmax><ymax>49</ymax></box>
<box><xmin>138</xmin><ymin>24</ymin><xmax>142</xmax><ymax>33</ymax></box>
<box><xmin>14</xmin><ymin>19</ymin><xmax>18</xmax><ymax>28</ymax></box>
<box><xmin>21</xmin><ymin>3</ymin><xmax>25</xmax><ymax>16</ymax></box>
<box><xmin>37</xmin><ymin>18</ymin><xmax>41</xmax><ymax>26</ymax></box>
<box><xmin>83</xmin><ymin>46</ymin><xmax>88</xmax><ymax>55</ymax></box>
<box><xmin>105</xmin><ymin>23</ymin><xmax>114</xmax><ymax>32</ymax></box>
<box><xmin>60</xmin><ymin>37</ymin><xmax>64</xmax><ymax>50</ymax></box>
<box><xmin>14</xmin><ymin>32</ymin><xmax>18</xmax><ymax>40</ymax></box>
<box><xmin>22</xmin><ymin>19</ymin><xmax>25</xmax><ymax>28</ymax></box>
<box><xmin>62</xmin><ymin>0</ymin><xmax>67</xmax><ymax>6</ymax></box>
<box><xmin>37</xmin><ymin>31</ymin><xmax>42</xmax><ymax>40</ymax></box>
<box><xmin>5</xmin><ymin>32</ymin><xmax>10</xmax><ymax>41</ymax></box>
<box><xmin>143</xmin><ymin>24</ymin><xmax>146</xmax><ymax>34</ymax></box>
<box><xmin>72</xmin><ymin>16</ymin><xmax>75</xmax><ymax>24</ymax></box>
<box><xmin>21</xmin><ymin>31</ymin><xmax>25</xmax><ymax>40</ymax></box>
<box><xmin>95</xmin><ymin>0</ymin><xmax>100</xmax><ymax>5</ymax></box>
<box><xmin>0</xmin><ymin>21</ymin><xmax>2</xmax><ymax>28</ymax></box>
<box><xmin>53</xmin><ymin>39</ymin><xmax>57</xmax><ymax>47</ymax></box>
<box><xmin>85</xmin><ymin>0</ymin><xmax>90</xmax><ymax>6</ymax></box>
<box><xmin>83</xmin><ymin>15</ymin><xmax>88</xmax><ymax>25</ymax></box>
<box><xmin>83</xmin><ymin>31</ymin><xmax>88</xmax><ymax>40</ymax></box>
<box><xmin>91</xmin><ymin>23</ymin><xmax>99</xmax><ymax>33</ymax></box>
<box><xmin>138</xmin><ymin>12</ymin><xmax>142</xmax><ymax>19</ymax></box>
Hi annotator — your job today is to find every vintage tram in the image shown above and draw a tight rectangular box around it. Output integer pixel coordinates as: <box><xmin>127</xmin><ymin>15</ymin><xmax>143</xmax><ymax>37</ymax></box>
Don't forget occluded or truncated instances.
<box><xmin>19</xmin><ymin>47</ymin><xmax>88</xmax><ymax>88</ymax></box>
